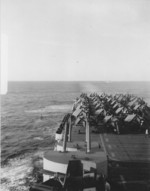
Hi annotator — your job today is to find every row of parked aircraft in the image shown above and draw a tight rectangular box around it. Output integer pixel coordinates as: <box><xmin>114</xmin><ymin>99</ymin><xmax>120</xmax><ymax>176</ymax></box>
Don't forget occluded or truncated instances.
<box><xmin>71</xmin><ymin>93</ymin><xmax>150</xmax><ymax>134</ymax></box>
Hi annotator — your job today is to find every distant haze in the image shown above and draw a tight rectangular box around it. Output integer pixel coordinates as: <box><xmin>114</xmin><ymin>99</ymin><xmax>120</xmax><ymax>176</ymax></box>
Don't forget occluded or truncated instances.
<box><xmin>1</xmin><ymin>0</ymin><xmax>150</xmax><ymax>82</ymax></box>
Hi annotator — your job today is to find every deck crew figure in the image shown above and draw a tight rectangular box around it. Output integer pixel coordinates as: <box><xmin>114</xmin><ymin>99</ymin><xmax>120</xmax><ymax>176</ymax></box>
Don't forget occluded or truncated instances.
<box><xmin>145</xmin><ymin>127</ymin><xmax>149</xmax><ymax>137</ymax></box>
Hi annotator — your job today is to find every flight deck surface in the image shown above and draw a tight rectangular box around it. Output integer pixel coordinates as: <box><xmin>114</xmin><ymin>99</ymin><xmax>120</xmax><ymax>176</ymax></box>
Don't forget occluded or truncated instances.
<box><xmin>100</xmin><ymin>134</ymin><xmax>150</xmax><ymax>162</ymax></box>
<box><xmin>100</xmin><ymin>134</ymin><xmax>150</xmax><ymax>191</ymax></box>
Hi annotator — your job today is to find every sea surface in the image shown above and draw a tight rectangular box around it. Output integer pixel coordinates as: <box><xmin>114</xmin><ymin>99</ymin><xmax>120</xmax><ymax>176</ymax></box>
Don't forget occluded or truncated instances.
<box><xmin>1</xmin><ymin>81</ymin><xmax>150</xmax><ymax>191</ymax></box>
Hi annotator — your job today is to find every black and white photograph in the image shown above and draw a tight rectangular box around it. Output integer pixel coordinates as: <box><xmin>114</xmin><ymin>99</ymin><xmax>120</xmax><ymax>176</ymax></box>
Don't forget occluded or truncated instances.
<box><xmin>1</xmin><ymin>0</ymin><xmax>150</xmax><ymax>191</ymax></box>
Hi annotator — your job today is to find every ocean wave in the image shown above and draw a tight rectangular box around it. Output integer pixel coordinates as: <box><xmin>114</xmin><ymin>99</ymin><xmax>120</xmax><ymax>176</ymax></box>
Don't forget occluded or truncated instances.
<box><xmin>33</xmin><ymin>137</ymin><xmax>44</xmax><ymax>141</ymax></box>
<box><xmin>25</xmin><ymin>104</ymin><xmax>72</xmax><ymax>113</ymax></box>
<box><xmin>2</xmin><ymin>135</ymin><xmax>55</xmax><ymax>165</ymax></box>
<box><xmin>1</xmin><ymin>151</ymin><xmax>44</xmax><ymax>191</ymax></box>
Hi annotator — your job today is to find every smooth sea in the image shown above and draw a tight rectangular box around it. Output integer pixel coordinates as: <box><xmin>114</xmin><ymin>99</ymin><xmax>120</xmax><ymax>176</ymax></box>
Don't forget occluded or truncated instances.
<box><xmin>1</xmin><ymin>81</ymin><xmax>150</xmax><ymax>191</ymax></box>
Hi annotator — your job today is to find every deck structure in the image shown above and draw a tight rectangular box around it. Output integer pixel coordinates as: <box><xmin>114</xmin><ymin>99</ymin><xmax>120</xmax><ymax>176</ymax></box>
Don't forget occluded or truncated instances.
<box><xmin>30</xmin><ymin>93</ymin><xmax>150</xmax><ymax>191</ymax></box>
<box><xmin>100</xmin><ymin>133</ymin><xmax>150</xmax><ymax>191</ymax></box>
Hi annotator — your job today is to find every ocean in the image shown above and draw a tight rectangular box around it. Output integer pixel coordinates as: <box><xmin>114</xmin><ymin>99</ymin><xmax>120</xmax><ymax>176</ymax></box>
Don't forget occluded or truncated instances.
<box><xmin>1</xmin><ymin>81</ymin><xmax>150</xmax><ymax>191</ymax></box>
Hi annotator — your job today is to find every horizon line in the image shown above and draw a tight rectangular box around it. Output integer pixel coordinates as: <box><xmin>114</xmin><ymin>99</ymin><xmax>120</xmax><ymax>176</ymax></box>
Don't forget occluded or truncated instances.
<box><xmin>8</xmin><ymin>80</ymin><xmax>150</xmax><ymax>82</ymax></box>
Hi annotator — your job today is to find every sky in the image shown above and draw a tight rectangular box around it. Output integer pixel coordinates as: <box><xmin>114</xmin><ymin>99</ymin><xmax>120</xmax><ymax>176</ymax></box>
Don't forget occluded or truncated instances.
<box><xmin>1</xmin><ymin>0</ymin><xmax>150</xmax><ymax>82</ymax></box>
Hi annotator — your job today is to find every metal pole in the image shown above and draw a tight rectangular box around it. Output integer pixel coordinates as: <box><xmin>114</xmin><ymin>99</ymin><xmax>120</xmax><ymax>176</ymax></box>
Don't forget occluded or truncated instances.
<box><xmin>68</xmin><ymin>116</ymin><xmax>72</xmax><ymax>142</ymax></box>
<box><xmin>62</xmin><ymin>122</ymin><xmax>68</xmax><ymax>152</ymax></box>
<box><xmin>85</xmin><ymin>120</ymin><xmax>88</xmax><ymax>143</ymax></box>
<box><xmin>86</xmin><ymin>118</ymin><xmax>91</xmax><ymax>153</ymax></box>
